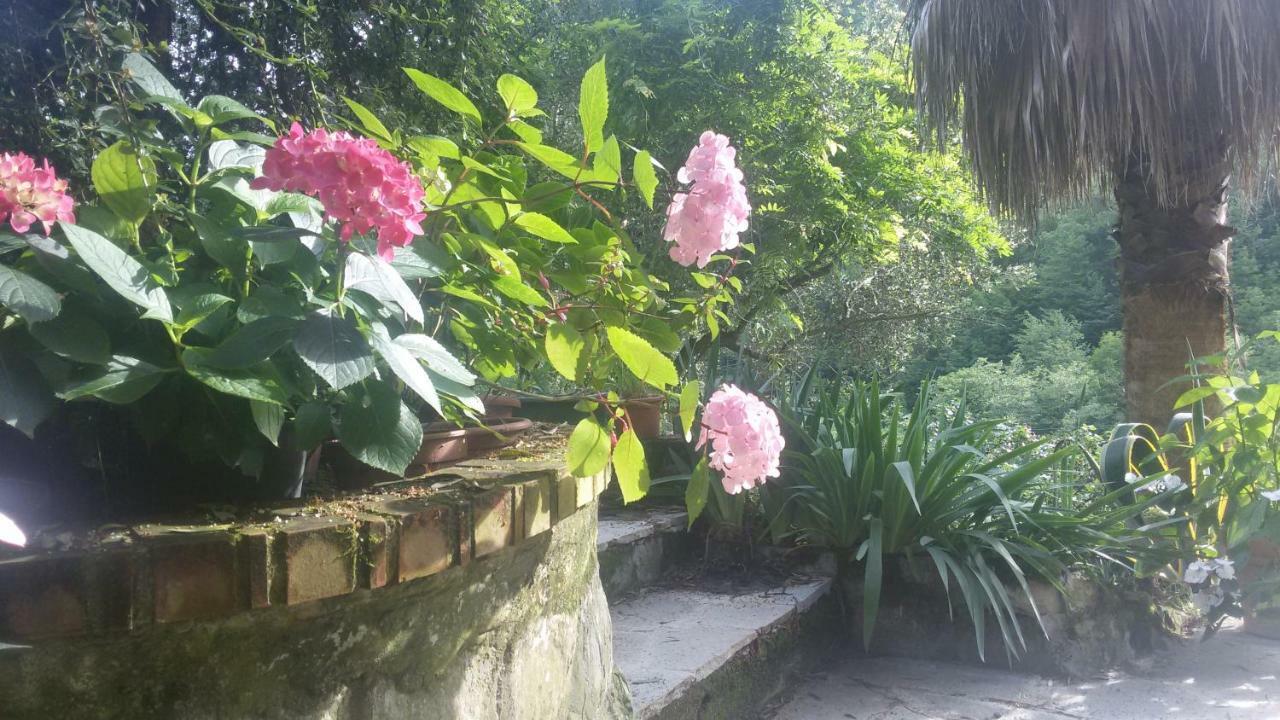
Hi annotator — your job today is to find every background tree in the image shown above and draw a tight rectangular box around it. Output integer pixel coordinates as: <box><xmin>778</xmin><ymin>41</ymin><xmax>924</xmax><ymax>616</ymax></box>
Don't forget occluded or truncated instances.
<box><xmin>909</xmin><ymin>0</ymin><xmax>1280</xmax><ymax>428</ymax></box>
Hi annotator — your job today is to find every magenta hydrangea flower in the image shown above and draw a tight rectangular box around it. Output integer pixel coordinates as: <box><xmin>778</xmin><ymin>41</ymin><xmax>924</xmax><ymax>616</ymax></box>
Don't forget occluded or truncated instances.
<box><xmin>252</xmin><ymin>123</ymin><xmax>427</xmax><ymax>260</ymax></box>
<box><xmin>663</xmin><ymin>131</ymin><xmax>751</xmax><ymax>268</ymax></box>
<box><xmin>696</xmin><ymin>384</ymin><xmax>785</xmax><ymax>494</ymax></box>
<box><xmin>0</xmin><ymin>152</ymin><xmax>75</xmax><ymax>236</ymax></box>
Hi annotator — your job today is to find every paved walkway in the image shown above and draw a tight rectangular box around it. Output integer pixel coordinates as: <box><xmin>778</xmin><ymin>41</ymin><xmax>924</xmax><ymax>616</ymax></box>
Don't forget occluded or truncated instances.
<box><xmin>770</xmin><ymin>623</ymin><xmax>1278</xmax><ymax>719</ymax></box>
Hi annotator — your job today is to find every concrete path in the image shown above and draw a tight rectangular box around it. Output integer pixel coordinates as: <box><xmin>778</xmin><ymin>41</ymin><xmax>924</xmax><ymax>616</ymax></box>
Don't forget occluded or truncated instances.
<box><xmin>769</xmin><ymin>623</ymin><xmax>1278</xmax><ymax>719</ymax></box>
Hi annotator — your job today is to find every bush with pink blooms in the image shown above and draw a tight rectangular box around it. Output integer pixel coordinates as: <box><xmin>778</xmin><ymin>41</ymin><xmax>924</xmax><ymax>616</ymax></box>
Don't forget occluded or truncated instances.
<box><xmin>0</xmin><ymin>47</ymin><xmax>749</xmax><ymax>512</ymax></box>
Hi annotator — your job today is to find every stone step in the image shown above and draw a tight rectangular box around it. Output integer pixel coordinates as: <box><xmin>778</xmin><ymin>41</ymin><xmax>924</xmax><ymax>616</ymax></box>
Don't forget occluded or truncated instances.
<box><xmin>596</xmin><ymin>507</ymin><xmax>692</xmax><ymax>601</ymax></box>
<box><xmin>612</xmin><ymin>578</ymin><xmax>835</xmax><ymax>720</ymax></box>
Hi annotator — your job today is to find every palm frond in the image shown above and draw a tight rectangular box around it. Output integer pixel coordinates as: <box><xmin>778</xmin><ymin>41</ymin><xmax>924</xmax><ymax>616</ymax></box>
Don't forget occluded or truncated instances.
<box><xmin>908</xmin><ymin>0</ymin><xmax>1280</xmax><ymax>220</ymax></box>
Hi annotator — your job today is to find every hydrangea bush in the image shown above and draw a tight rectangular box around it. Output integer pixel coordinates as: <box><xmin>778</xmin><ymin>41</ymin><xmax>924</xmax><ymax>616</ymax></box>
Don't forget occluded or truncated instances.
<box><xmin>0</xmin><ymin>49</ymin><xmax>783</xmax><ymax>514</ymax></box>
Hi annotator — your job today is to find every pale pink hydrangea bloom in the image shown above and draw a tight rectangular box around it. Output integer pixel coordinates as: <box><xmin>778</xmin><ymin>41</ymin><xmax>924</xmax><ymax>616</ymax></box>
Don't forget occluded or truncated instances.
<box><xmin>0</xmin><ymin>152</ymin><xmax>76</xmax><ymax>236</ymax></box>
<box><xmin>252</xmin><ymin>123</ymin><xmax>427</xmax><ymax>260</ymax></box>
<box><xmin>697</xmin><ymin>384</ymin><xmax>785</xmax><ymax>494</ymax></box>
<box><xmin>663</xmin><ymin>131</ymin><xmax>751</xmax><ymax>268</ymax></box>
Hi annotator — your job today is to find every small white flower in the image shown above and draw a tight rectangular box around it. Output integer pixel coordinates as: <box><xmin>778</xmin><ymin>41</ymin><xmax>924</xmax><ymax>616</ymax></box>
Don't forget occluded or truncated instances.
<box><xmin>1213</xmin><ymin>557</ymin><xmax>1236</xmax><ymax>581</ymax></box>
<box><xmin>1262</xmin><ymin>489</ymin><xmax>1280</xmax><ymax>502</ymax></box>
<box><xmin>1184</xmin><ymin>560</ymin><xmax>1211</xmax><ymax>584</ymax></box>
<box><xmin>1125</xmin><ymin>472</ymin><xmax>1141</xmax><ymax>485</ymax></box>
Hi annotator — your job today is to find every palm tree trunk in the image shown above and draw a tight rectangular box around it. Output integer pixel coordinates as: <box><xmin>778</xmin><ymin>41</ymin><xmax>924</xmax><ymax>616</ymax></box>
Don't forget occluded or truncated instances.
<box><xmin>1114</xmin><ymin>155</ymin><xmax>1234</xmax><ymax>430</ymax></box>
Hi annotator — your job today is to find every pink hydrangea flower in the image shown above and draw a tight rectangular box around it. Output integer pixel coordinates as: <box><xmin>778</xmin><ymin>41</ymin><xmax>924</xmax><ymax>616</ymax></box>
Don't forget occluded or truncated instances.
<box><xmin>252</xmin><ymin>123</ymin><xmax>427</xmax><ymax>260</ymax></box>
<box><xmin>0</xmin><ymin>152</ymin><xmax>75</xmax><ymax>236</ymax></box>
<box><xmin>697</xmin><ymin>384</ymin><xmax>785</xmax><ymax>494</ymax></box>
<box><xmin>663</xmin><ymin>131</ymin><xmax>751</xmax><ymax>268</ymax></box>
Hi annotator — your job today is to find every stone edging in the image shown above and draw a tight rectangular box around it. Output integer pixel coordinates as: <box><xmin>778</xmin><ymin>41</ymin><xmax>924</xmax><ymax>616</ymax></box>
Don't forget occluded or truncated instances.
<box><xmin>0</xmin><ymin>458</ymin><xmax>608</xmax><ymax>642</ymax></box>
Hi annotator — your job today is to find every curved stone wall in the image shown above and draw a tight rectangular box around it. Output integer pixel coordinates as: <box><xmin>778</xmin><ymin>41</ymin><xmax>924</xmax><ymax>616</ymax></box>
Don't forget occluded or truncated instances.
<box><xmin>0</xmin><ymin>459</ymin><xmax>630</xmax><ymax>719</ymax></box>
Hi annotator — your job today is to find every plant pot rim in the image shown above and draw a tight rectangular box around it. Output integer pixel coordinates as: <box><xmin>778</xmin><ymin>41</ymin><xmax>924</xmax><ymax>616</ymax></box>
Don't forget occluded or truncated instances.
<box><xmin>621</xmin><ymin>395</ymin><xmax>664</xmax><ymax>405</ymax></box>
<box><xmin>481</xmin><ymin>394</ymin><xmax>522</xmax><ymax>406</ymax></box>
<box><xmin>467</xmin><ymin>417</ymin><xmax>533</xmax><ymax>433</ymax></box>
<box><xmin>422</xmin><ymin>422</ymin><xmax>470</xmax><ymax>439</ymax></box>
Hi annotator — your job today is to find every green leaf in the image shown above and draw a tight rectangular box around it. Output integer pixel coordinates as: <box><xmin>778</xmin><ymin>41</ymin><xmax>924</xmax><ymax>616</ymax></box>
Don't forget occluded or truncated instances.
<box><xmin>567</xmin><ymin>417</ymin><xmax>610</xmax><ymax>478</ymax></box>
<box><xmin>491</xmin><ymin>275</ymin><xmax>549</xmax><ymax>307</ymax></box>
<box><xmin>612</xmin><ymin>428</ymin><xmax>650</xmax><ymax>503</ymax></box>
<box><xmin>514</xmin><ymin>212</ymin><xmax>577</xmax><ymax>244</ymax></box>
<box><xmin>497</xmin><ymin>74</ymin><xmax>539</xmax><ymax>116</ymax></box>
<box><xmin>427</xmin><ymin>369</ymin><xmax>486</xmax><ymax>414</ymax></box>
<box><xmin>391</xmin><ymin>242</ymin><xmax>449</xmax><ymax>280</ymax></box>
<box><xmin>293</xmin><ymin>400</ymin><xmax>333</xmax><ymax>450</ymax></box>
<box><xmin>370</xmin><ymin>326</ymin><xmax>442</xmax><ymax>415</ymax></box>
<box><xmin>196</xmin><ymin>95</ymin><xmax>261</xmax><ymax>126</ymax></box>
<box><xmin>679</xmin><ymin>380</ymin><xmax>701</xmax><ymax>442</ymax></box>
<box><xmin>28</xmin><ymin>312</ymin><xmax>110</xmax><ymax>364</ymax></box>
<box><xmin>338</xmin><ymin>382</ymin><xmax>423</xmax><ymax>475</ymax></box>
<box><xmin>545</xmin><ymin>323</ymin><xmax>585</xmax><ymax>382</ymax></box>
<box><xmin>342</xmin><ymin>97</ymin><xmax>393</xmax><ymax>141</ymax></box>
<box><xmin>182</xmin><ymin>349</ymin><xmax>289</xmax><ymax>405</ymax></box>
<box><xmin>633</xmin><ymin>150</ymin><xmax>658</xmax><ymax>209</ymax></box>
<box><xmin>506</xmin><ymin>119</ymin><xmax>543</xmax><ymax>145</ymax></box>
<box><xmin>344</xmin><ymin>252</ymin><xmax>425</xmax><ymax>325</ymax></box>
<box><xmin>606</xmin><ymin>325</ymin><xmax>678</xmax><ymax>389</ymax></box>
<box><xmin>407</xmin><ymin>135</ymin><xmax>460</xmax><ymax>160</ymax></box>
<box><xmin>0</xmin><ymin>349</ymin><xmax>55</xmax><ymax>437</ymax></box>
<box><xmin>578</xmin><ymin>57</ymin><xmax>608</xmax><ymax>153</ymax></box>
<box><xmin>122</xmin><ymin>53</ymin><xmax>183</xmax><ymax>104</ymax></box>
<box><xmin>91</xmin><ymin>141</ymin><xmax>157</xmax><ymax>226</ymax></box>
<box><xmin>592</xmin><ymin>135</ymin><xmax>621</xmax><ymax>184</ymax></box>
<box><xmin>0</xmin><ymin>264</ymin><xmax>61</xmax><ymax>323</ymax></box>
<box><xmin>292</xmin><ymin>312</ymin><xmax>376</xmax><ymax>390</ymax></box>
<box><xmin>1175</xmin><ymin>385</ymin><xmax>1218</xmax><ymax>408</ymax></box>
<box><xmin>175</xmin><ymin>292</ymin><xmax>234</xmax><ymax>330</ymax></box>
<box><xmin>862</xmin><ymin>518</ymin><xmax>884</xmax><ymax>650</ymax></box>
<box><xmin>61</xmin><ymin>224</ymin><xmax>173</xmax><ymax>323</ymax></box>
<box><xmin>515</xmin><ymin>142</ymin><xmax>584</xmax><ymax>180</ymax></box>
<box><xmin>203</xmin><ymin>317</ymin><xmax>300</xmax><ymax>369</ymax></box>
<box><xmin>61</xmin><ymin>355</ymin><xmax>168</xmax><ymax>404</ymax></box>
<box><xmin>250</xmin><ymin>399</ymin><xmax>284</xmax><ymax>445</ymax></box>
<box><xmin>394</xmin><ymin>334</ymin><xmax>476</xmax><ymax>386</ymax></box>
<box><xmin>403</xmin><ymin>68</ymin><xmax>482</xmax><ymax>126</ymax></box>
<box><xmin>686</xmin><ymin>456</ymin><xmax>710</xmax><ymax>527</ymax></box>
<box><xmin>207</xmin><ymin>140</ymin><xmax>265</xmax><ymax>172</ymax></box>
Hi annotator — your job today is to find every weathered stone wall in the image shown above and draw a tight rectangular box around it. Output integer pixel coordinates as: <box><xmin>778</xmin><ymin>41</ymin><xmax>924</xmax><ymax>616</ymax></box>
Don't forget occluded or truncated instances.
<box><xmin>0</xmin><ymin>461</ymin><xmax>631</xmax><ymax>719</ymax></box>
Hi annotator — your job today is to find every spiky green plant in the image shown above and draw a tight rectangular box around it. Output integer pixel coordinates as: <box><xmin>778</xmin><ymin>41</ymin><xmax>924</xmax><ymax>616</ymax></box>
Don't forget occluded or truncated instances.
<box><xmin>782</xmin><ymin>379</ymin><xmax>1178</xmax><ymax>660</ymax></box>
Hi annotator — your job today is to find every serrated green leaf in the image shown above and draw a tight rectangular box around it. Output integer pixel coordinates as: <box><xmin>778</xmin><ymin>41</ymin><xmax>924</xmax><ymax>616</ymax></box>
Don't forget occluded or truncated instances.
<box><xmin>491</xmin><ymin>275</ymin><xmax>549</xmax><ymax>307</ymax></box>
<box><xmin>0</xmin><ymin>264</ymin><xmax>60</xmax><ymax>323</ymax></box>
<box><xmin>250</xmin><ymin>399</ymin><xmax>284</xmax><ymax>445</ymax></box>
<box><xmin>370</xmin><ymin>326</ymin><xmax>442</xmax><ymax>415</ymax></box>
<box><xmin>515</xmin><ymin>142</ymin><xmax>583</xmax><ymax>180</ymax></box>
<box><xmin>293</xmin><ymin>400</ymin><xmax>333</xmax><ymax>450</ymax></box>
<box><xmin>679</xmin><ymin>380</ymin><xmax>701</xmax><ymax>442</ymax></box>
<box><xmin>338</xmin><ymin>382</ymin><xmax>422</xmax><ymax>475</ymax></box>
<box><xmin>498</xmin><ymin>74</ymin><xmax>539</xmax><ymax>116</ymax></box>
<box><xmin>196</xmin><ymin>95</ymin><xmax>260</xmax><ymax>126</ymax></box>
<box><xmin>122</xmin><ymin>53</ymin><xmax>183</xmax><ymax>104</ymax></box>
<box><xmin>545</xmin><ymin>323</ymin><xmax>585</xmax><ymax>382</ymax></box>
<box><xmin>182</xmin><ymin>349</ymin><xmax>289</xmax><ymax>405</ymax></box>
<box><xmin>578</xmin><ymin>57</ymin><xmax>608</xmax><ymax>153</ymax></box>
<box><xmin>686</xmin><ymin>457</ymin><xmax>710</xmax><ymax>527</ymax></box>
<box><xmin>0</xmin><ymin>349</ymin><xmax>55</xmax><ymax>437</ymax></box>
<box><xmin>394</xmin><ymin>333</ymin><xmax>475</xmax><ymax>386</ymax></box>
<box><xmin>61</xmin><ymin>223</ymin><xmax>173</xmax><ymax>323</ymax></box>
<box><xmin>514</xmin><ymin>212</ymin><xmax>577</xmax><ymax>244</ymax></box>
<box><xmin>61</xmin><ymin>355</ymin><xmax>168</xmax><ymax>404</ymax></box>
<box><xmin>612</xmin><ymin>428</ymin><xmax>650</xmax><ymax>503</ymax></box>
<box><xmin>344</xmin><ymin>252</ymin><xmax>425</xmax><ymax>325</ymax></box>
<box><xmin>633</xmin><ymin>150</ymin><xmax>658</xmax><ymax>209</ymax></box>
<box><xmin>342</xmin><ymin>97</ymin><xmax>392</xmax><ymax>141</ymax></box>
<box><xmin>28</xmin><ymin>312</ymin><xmax>110</xmax><ymax>364</ymax></box>
<box><xmin>567</xmin><ymin>417</ymin><xmax>611</xmax><ymax>478</ymax></box>
<box><xmin>207</xmin><ymin>140</ymin><xmax>265</xmax><ymax>172</ymax></box>
<box><xmin>92</xmin><ymin>141</ymin><xmax>157</xmax><ymax>226</ymax></box>
<box><xmin>203</xmin><ymin>316</ymin><xmax>299</xmax><ymax>369</ymax></box>
<box><xmin>403</xmin><ymin>68</ymin><xmax>481</xmax><ymax>125</ymax></box>
<box><xmin>606</xmin><ymin>325</ymin><xmax>677</xmax><ymax>389</ymax></box>
<box><xmin>593</xmin><ymin>135</ymin><xmax>621</xmax><ymax>184</ymax></box>
<box><xmin>292</xmin><ymin>312</ymin><xmax>375</xmax><ymax>390</ymax></box>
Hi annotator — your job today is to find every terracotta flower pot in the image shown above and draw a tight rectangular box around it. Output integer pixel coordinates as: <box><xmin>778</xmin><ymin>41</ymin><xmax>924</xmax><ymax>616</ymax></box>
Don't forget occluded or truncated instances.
<box><xmin>325</xmin><ymin>441</ymin><xmax>400</xmax><ymax>490</ymax></box>
<box><xmin>464</xmin><ymin>417</ymin><xmax>533</xmax><ymax>454</ymax></box>
<box><xmin>623</xmin><ymin>397</ymin><xmax>664</xmax><ymax>440</ymax></box>
<box><xmin>481</xmin><ymin>394</ymin><xmax>522</xmax><ymax>419</ymax></box>
<box><xmin>416</xmin><ymin>423</ymin><xmax>470</xmax><ymax>469</ymax></box>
